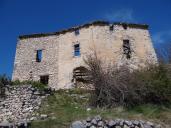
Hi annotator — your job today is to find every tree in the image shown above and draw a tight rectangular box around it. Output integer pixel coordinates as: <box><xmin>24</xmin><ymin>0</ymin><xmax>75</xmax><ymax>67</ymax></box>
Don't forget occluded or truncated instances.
<box><xmin>0</xmin><ymin>74</ymin><xmax>11</xmax><ymax>98</ymax></box>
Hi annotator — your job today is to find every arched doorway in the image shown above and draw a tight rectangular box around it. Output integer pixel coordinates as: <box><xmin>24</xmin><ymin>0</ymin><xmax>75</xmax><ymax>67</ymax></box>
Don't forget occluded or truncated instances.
<box><xmin>72</xmin><ymin>66</ymin><xmax>90</xmax><ymax>86</ymax></box>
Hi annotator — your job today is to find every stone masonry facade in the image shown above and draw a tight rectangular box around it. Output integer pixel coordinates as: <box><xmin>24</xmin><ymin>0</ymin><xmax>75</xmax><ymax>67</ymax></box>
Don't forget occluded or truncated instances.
<box><xmin>12</xmin><ymin>21</ymin><xmax>157</xmax><ymax>90</ymax></box>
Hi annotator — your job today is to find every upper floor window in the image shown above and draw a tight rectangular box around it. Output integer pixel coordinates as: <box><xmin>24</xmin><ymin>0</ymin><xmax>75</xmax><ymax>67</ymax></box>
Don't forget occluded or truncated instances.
<box><xmin>109</xmin><ymin>25</ymin><xmax>114</xmax><ymax>31</ymax></box>
<box><xmin>123</xmin><ymin>24</ymin><xmax>128</xmax><ymax>30</ymax></box>
<box><xmin>123</xmin><ymin>40</ymin><xmax>131</xmax><ymax>59</ymax></box>
<box><xmin>36</xmin><ymin>50</ymin><xmax>42</xmax><ymax>62</ymax></box>
<box><xmin>75</xmin><ymin>29</ymin><xmax>80</xmax><ymax>36</ymax></box>
<box><xmin>74</xmin><ymin>44</ymin><xmax>80</xmax><ymax>57</ymax></box>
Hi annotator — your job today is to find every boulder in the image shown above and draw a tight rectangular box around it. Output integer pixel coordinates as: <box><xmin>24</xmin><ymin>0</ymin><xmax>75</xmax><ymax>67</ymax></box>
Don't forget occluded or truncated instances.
<box><xmin>71</xmin><ymin>121</ymin><xmax>84</xmax><ymax>128</ymax></box>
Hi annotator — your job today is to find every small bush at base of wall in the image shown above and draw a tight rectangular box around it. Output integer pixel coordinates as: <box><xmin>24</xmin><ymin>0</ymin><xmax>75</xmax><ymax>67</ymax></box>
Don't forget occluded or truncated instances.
<box><xmin>0</xmin><ymin>74</ymin><xmax>11</xmax><ymax>98</ymax></box>
<box><xmin>11</xmin><ymin>80</ymin><xmax>48</xmax><ymax>91</ymax></box>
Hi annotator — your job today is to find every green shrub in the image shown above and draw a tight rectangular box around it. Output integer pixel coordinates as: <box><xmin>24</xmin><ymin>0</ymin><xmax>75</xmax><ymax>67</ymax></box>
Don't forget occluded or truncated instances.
<box><xmin>31</xmin><ymin>81</ymin><xmax>48</xmax><ymax>91</ymax></box>
<box><xmin>12</xmin><ymin>80</ymin><xmax>47</xmax><ymax>91</ymax></box>
<box><xmin>0</xmin><ymin>74</ymin><xmax>11</xmax><ymax>98</ymax></box>
<box><xmin>138</xmin><ymin>64</ymin><xmax>171</xmax><ymax>104</ymax></box>
<box><xmin>0</xmin><ymin>74</ymin><xmax>11</xmax><ymax>85</ymax></box>
<box><xmin>11</xmin><ymin>79</ymin><xmax>21</xmax><ymax>85</ymax></box>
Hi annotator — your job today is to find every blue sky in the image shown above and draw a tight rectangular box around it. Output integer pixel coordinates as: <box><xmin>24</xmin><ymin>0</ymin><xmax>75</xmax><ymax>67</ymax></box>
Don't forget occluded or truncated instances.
<box><xmin>0</xmin><ymin>0</ymin><xmax>171</xmax><ymax>77</ymax></box>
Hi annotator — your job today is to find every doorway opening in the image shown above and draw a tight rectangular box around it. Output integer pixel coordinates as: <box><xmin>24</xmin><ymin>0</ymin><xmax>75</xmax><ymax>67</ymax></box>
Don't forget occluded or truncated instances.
<box><xmin>40</xmin><ymin>75</ymin><xmax>49</xmax><ymax>85</ymax></box>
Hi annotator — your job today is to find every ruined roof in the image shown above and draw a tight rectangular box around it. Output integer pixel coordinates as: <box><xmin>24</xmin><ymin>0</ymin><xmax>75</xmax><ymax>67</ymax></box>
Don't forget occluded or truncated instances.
<box><xmin>19</xmin><ymin>21</ymin><xmax>149</xmax><ymax>39</ymax></box>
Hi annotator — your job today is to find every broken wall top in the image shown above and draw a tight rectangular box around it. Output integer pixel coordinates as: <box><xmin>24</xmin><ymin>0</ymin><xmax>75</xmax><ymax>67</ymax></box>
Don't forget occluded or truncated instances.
<box><xmin>18</xmin><ymin>21</ymin><xmax>149</xmax><ymax>39</ymax></box>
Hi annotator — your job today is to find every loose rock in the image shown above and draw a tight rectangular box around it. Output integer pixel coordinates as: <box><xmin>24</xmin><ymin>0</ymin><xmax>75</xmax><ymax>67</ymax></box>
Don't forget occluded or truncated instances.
<box><xmin>70</xmin><ymin>116</ymin><xmax>161</xmax><ymax>128</ymax></box>
<box><xmin>0</xmin><ymin>84</ymin><xmax>51</xmax><ymax>127</ymax></box>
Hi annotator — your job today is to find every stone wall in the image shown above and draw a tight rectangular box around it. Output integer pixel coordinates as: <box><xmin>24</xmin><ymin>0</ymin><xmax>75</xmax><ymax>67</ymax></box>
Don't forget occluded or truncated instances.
<box><xmin>12</xmin><ymin>36</ymin><xmax>59</xmax><ymax>89</ymax></box>
<box><xmin>0</xmin><ymin>85</ymin><xmax>50</xmax><ymax>127</ymax></box>
<box><xmin>12</xmin><ymin>22</ymin><xmax>158</xmax><ymax>89</ymax></box>
<box><xmin>57</xmin><ymin>25</ymin><xmax>157</xmax><ymax>89</ymax></box>
<box><xmin>71</xmin><ymin>115</ymin><xmax>162</xmax><ymax>128</ymax></box>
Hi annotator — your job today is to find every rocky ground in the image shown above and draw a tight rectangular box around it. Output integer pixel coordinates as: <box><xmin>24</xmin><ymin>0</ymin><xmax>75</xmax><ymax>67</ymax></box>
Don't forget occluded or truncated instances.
<box><xmin>0</xmin><ymin>86</ymin><xmax>168</xmax><ymax>128</ymax></box>
<box><xmin>0</xmin><ymin>85</ymin><xmax>51</xmax><ymax>127</ymax></box>
<box><xmin>71</xmin><ymin>115</ymin><xmax>161</xmax><ymax>128</ymax></box>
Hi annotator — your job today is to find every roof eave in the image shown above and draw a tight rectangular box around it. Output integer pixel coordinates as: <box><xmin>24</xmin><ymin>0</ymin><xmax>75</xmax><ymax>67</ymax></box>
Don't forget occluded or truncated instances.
<box><xmin>18</xmin><ymin>21</ymin><xmax>149</xmax><ymax>39</ymax></box>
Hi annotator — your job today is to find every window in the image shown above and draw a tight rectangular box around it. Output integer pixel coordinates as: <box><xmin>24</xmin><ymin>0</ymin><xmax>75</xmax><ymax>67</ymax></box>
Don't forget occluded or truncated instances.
<box><xmin>40</xmin><ymin>75</ymin><xmax>49</xmax><ymax>85</ymax></box>
<box><xmin>123</xmin><ymin>40</ymin><xmax>131</xmax><ymax>59</ymax></box>
<box><xmin>75</xmin><ymin>29</ymin><xmax>80</xmax><ymax>35</ymax></box>
<box><xmin>36</xmin><ymin>50</ymin><xmax>42</xmax><ymax>62</ymax></box>
<box><xmin>123</xmin><ymin>24</ymin><xmax>128</xmax><ymax>30</ymax></box>
<box><xmin>109</xmin><ymin>25</ymin><xmax>114</xmax><ymax>31</ymax></box>
<box><xmin>74</xmin><ymin>44</ymin><xmax>80</xmax><ymax>56</ymax></box>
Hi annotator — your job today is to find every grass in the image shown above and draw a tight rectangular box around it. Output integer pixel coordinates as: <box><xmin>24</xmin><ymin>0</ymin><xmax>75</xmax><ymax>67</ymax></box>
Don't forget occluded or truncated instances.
<box><xmin>11</xmin><ymin>80</ymin><xmax>48</xmax><ymax>91</ymax></box>
<box><xmin>31</xmin><ymin>89</ymin><xmax>171</xmax><ymax>128</ymax></box>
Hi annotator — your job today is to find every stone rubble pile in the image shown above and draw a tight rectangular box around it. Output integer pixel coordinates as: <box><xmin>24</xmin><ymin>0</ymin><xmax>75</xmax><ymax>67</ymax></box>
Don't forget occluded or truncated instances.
<box><xmin>0</xmin><ymin>85</ymin><xmax>51</xmax><ymax>127</ymax></box>
<box><xmin>71</xmin><ymin>115</ymin><xmax>161</xmax><ymax>128</ymax></box>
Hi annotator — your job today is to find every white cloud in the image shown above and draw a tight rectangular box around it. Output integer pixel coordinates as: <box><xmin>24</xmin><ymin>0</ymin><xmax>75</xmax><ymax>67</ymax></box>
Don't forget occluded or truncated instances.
<box><xmin>104</xmin><ymin>8</ymin><xmax>135</xmax><ymax>22</ymax></box>
<box><xmin>152</xmin><ymin>30</ymin><xmax>171</xmax><ymax>44</ymax></box>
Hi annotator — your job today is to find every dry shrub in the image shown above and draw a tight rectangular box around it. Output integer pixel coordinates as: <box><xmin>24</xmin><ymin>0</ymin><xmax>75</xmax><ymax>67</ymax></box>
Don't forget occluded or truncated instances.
<box><xmin>0</xmin><ymin>74</ymin><xmax>11</xmax><ymax>98</ymax></box>
<box><xmin>84</xmin><ymin>53</ymin><xmax>171</xmax><ymax>108</ymax></box>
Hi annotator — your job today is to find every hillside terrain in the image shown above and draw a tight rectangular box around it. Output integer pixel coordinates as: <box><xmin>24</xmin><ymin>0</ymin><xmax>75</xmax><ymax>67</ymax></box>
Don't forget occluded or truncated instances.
<box><xmin>31</xmin><ymin>89</ymin><xmax>171</xmax><ymax>128</ymax></box>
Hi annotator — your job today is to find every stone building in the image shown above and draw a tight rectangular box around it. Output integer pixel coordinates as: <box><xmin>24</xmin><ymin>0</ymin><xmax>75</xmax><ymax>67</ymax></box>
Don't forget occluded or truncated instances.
<box><xmin>12</xmin><ymin>21</ymin><xmax>157</xmax><ymax>89</ymax></box>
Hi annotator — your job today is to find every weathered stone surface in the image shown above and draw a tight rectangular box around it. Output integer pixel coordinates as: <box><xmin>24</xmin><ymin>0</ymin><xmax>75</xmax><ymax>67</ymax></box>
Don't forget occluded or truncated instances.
<box><xmin>40</xmin><ymin>114</ymin><xmax>48</xmax><ymax>120</ymax></box>
<box><xmin>97</xmin><ymin>121</ymin><xmax>104</xmax><ymax>127</ymax></box>
<box><xmin>12</xmin><ymin>21</ymin><xmax>157</xmax><ymax>90</ymax></box>
<box><xmin>133</xmin><ymin>120</ymin><xmax>140</xmax><ymax>126</ymax></box>
<box><xmin>86</xmin><ymin>122</ymin><xmax>92</xmax><ymax>127</ymax></box>
<box><xmin>86</xmin><ymin>117</ymin><xmax>91</xmax><ymax>122</ymax></box>
<box><xmin>155</xmin><ymin>124</ymin><xmax>161</xmax><ymax>128</ymax></box>
<box><xmin>90</xmin><ymin>125</ymin><xmax>96</xmax><ymax>128</ymax></box>
<box><xmin>108</xmin><ymin>120</ymin><xmax>116</xmax><ymax>127</ymax></box>
<box><xmin>71</xmin><ymin>121</ymin><xmax>84</xmax><ymax>128</ymax></box>
<box><xmin>115</xmin><ymin>126</ymin><xmax>122</xmax><ymax>128</ymax></box>
<box><xmin>0</xmin><ymin>85</ymin><xmax>50</xmax><ymax>127</ymax></box>
<box><xmin>94</xmin><ymin>115</ymin><xmax>102</xmax><ymax>122</ymax></box>
<box><xmin>123</xmin><ymin>124</ymin><xmax>129</xmax><ymax>128</ymax></box>
<box><xmin>70</xmin><ymin>115</ymin><xmax>161</xmax><ymax>128</ymax></box>
<box><xmin>91</xmin><ymin>119</ymin><xmax>97</xmax><ymax>125</ymax></box>
<box><xmin>124</xmin><ymin>120</ymin><xmax>132</xmax><ymax>126</ymax></box>
<box><xmin>0</xmin><ymin>119</ymin><xmax>13</xmax><ymax>127</ymax></box>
